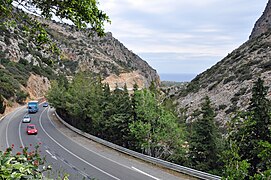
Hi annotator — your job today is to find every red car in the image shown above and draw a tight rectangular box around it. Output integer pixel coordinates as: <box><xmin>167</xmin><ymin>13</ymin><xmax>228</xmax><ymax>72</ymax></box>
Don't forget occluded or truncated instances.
<box><xmin>26</xmin><ymin>124</ymin><xmax>38</xmax><ymax>135</ymax></box>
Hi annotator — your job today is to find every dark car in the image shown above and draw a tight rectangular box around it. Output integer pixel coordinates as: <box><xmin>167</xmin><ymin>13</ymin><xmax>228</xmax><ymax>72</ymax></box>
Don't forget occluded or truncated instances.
<box><xmin>43</xmin><ymin>102</ymin><xmax>49</xmax><ymax>107</ymax></box>
<box><xmin>26</xmin><ymin>124</ymin><xmax>38</xmax><ymax>135</ymax></box>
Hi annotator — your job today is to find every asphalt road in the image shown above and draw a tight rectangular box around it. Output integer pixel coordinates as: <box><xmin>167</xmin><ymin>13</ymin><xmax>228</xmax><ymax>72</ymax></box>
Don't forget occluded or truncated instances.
<box><xmin>0</xmin><ymin>104</ymin><xmax>196</xmax><ymax>180</ymax></box>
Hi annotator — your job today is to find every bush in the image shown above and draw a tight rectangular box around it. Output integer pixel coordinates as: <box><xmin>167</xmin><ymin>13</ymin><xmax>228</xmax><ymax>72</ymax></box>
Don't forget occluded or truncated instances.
<box><xmin>0</xmin><ymin>82</ymin><xmax>15</xmax><ymax>99</ymax></box>
<box><xmin>0</xmin><ymin>95</ymin><xmax>6</xmax><ymax>114</ymax></box>
<box><xmin>16</xmin><ymin>90</ymin><xmax>29</xmax><ymax>104</ymax></box>
<box><xmin>0</xmin><ymin>144</ymin><xmax>69</xmax><ymax>179</ymax></box>
<box><xmin>223</xmin><ymin>76</ymin><xmax>235</xmax><ymax>84</ymax></box>
<box><xmin>218</xmin><ymin>104</ymin><xmax>227</xmax><ymax>110</ymax></box>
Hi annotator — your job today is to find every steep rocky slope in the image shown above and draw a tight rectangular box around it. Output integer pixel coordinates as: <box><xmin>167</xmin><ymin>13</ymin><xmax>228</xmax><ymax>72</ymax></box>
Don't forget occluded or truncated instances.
<box><xmin>250</xmin><ymin>0</ymin><xmax>271</xmax><ymax>39</ymax></box>
<box><xmin>0</xmin><ymin>9</ymin><xmax>159</xmax><ymax>102</ymax></box>
<box><xmin>173</xmin><ymin>1</ymin><xmax>271</xmax><ymax>128</ymax></box>
<box><xmin>41</xmin><ymin>18</ymin><xmax>159</xmax><ymax>86</ymax></box>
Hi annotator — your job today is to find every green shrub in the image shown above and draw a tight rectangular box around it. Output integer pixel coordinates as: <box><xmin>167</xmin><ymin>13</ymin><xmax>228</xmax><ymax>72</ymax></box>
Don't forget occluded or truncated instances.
<box><xmin>0</xmin><ymin>95</ymin><xmax>6</xmax><ymax>114</ymax></box>
<box><xmin>260</xmin><ymin>60</ymin><xmax>271</xmax><ymax>70</ymax></box>
<box><xmin>0</xmin><ymin>82</ymin><xmax>15</xmax><ymax>99</ymax></box>
<box><xmin>237</xmin><ymin>73</ymin><xmax>252</xmax><ymax>82</ymax></box>
<box><xmin>218</xmin><ymin>104</ymin><xmax>227</xmax><ymax>110</ymax></box>
<box><xmin>18</xmin><ymin>57</ymin><xmax>29</xmax><ymax>65</ymax></box>
<box><xmin>0</xmin><ymin>144</ymin><xmax>69</xmax><ymax>179</ymax></box>
<box><xmin>231</xmin><ymin>97</ymin><xmax>239</xmax><ymax>104</ymax></box>
<box><xmin>4</xmin><ymin>36</ymin><xmax>11</xmax><ymax>45</ymax></box>
<box><xmin>225</xmin><ymin>105</ymin><xmax>237</xmax><ymax>114</ymax></box>
<box><xmin>31</xmin><ymin>65</ymin><xmax>42</xmax><ymax>75</ymax></box>
<box><xmin>16</xmin><ymin>90</ymin><xmax>29</xmax><ymax>104</ymax></box>
<box><xmin>235</xmin><ymin>87</ymin><xmax>247</xmax><ymax>96</ymax></box>
<box><xmin>18</xmin><ymin>42</ymin><xmax>29</xmax><ymax>52</ymax></box>
<box><xmin>62</xmin><ymin>60</ymin><xmax>78</xmax><ymax>72</ymax></box>
<box><xmin>223</xmin><ymin>76</ymin><xmax>235</xmax><ymax>84</ymax></box>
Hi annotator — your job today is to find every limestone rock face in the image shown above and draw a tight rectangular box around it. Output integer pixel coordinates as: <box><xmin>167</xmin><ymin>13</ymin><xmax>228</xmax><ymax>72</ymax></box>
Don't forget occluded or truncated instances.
<box><xmin>26</xmin><ymin>74</ymin><xmax>51</xmax><ymax>99</ymax></box>
<box><xmin>102</xmin><ymin>71</ymin><xmax>147</xmax><ymax>91</ymax></box>
<box><xmin>250</xmin><ymin>0</ymin><xmax>271</xmax><ymax>39</ymax></box>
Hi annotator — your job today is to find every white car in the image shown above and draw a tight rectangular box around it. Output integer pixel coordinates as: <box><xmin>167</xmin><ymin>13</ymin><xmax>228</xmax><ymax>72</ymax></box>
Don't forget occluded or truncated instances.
<box><xmin>22</xmin><ymin>115</ymin><xmax>31</xmax><ymax>123</ymax></box>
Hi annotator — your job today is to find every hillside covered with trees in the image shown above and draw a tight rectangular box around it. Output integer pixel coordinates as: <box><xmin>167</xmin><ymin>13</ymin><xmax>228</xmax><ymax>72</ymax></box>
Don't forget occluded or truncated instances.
<box><xmin>46</xmin><ymin>72</ymin><xmax>271</xmax><ymax>178</ymax></box>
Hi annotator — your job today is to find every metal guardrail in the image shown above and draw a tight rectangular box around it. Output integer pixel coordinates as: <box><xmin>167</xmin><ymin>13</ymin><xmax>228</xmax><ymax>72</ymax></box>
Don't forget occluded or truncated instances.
<box><xmin>55</xmin><ymin>111</ymin><xmax>221</xmax><ymax>180</ymax></box>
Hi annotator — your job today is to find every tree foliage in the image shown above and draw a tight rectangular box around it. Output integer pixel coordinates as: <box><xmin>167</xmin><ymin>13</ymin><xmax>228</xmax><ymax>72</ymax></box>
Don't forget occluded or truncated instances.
<box><xmin>129</xmin><ymin>89</ymin><xmax>187</xmax><ymax>161</ymax></box>
<box><xmin>224</xmin><ymin>78</ymin><xmax>271</xmax><ymax>178</ymax></box>
<box><xmin>47</xmin><ymin>72</ymin><xmax>187</xmax><ymax>164</ymax></box>
<box><xmin>1</xmin><ymin>0</ymin><xmax>109</xmax><ymax>36</ymax></box>
<box><xmin>221</xmin><ymin>141</ymin><xmax>250</xmax><ymax>180</ymax></box>
<box><xmin>188</xmin><ymin>96</ymin><xmax>222</xmax><ymax>173</ymax></box>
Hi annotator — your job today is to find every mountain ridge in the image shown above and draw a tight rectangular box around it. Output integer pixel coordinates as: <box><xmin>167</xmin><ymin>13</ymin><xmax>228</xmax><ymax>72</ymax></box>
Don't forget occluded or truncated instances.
<box><xmin>0</xmin><ymin>9</ymin><xmax>160</xmax><ymax>91</ymax></box>
<box><xmin>171</xmin><ymin>0</ymin><xmax>271</xmax><ymax>127</ymax></box>
<box><xmin>250</xmin><ymin>0</ymin><xmax>271</xmax><ymax>39</ymax></box>
<box><xmin>0</xmin><ymin>9</ymin><xmax>160</xmax><ymax>114</ymax></box>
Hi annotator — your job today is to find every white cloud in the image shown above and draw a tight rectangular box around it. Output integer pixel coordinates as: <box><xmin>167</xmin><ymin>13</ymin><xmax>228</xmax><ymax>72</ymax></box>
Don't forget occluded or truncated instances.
<box><xmin>99</xmin><ymin>0</ymin><xmax>267</xmax><ymax>75</ymax></box>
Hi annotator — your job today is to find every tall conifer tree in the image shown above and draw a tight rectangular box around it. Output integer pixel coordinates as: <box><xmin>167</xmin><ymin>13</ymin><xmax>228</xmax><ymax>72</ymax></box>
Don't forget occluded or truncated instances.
<box><xmin>188</xmin><ymin>96</ymin><xmax>220</xmax><ymax>172</ymax></box>
<box><xmin>231</xmin><ymin>78</ymin><xmax>271</xmax><ymax>175</ymax></box>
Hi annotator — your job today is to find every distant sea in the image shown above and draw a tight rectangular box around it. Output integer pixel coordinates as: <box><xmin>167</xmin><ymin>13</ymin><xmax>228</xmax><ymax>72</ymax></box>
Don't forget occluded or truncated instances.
<box><xmin>159</xmin><ymin>73</ymin><xmax>197</xmax><ymax>82</ymax></box>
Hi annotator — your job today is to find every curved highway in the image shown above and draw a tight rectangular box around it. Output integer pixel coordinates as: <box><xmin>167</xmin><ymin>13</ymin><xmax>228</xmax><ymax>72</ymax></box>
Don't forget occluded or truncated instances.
<box><xmin>0</xmin><ymin>104</ymin><xmax>195</xmax><ymax>180</ymax></box>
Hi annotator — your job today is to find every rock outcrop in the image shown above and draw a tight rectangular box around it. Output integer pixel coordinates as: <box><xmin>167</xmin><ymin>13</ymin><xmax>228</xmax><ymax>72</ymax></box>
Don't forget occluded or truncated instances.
<box><xmin>250</xmin><ymin>0</ymin><xmax>270</xmax><ymax>39</ymax></box>
<box><xmin>25</xmin><ymin>74</ymin><xmax>51</xmax><ymax>99</ymax></box>
<box><xmin>102</xmin><ymin>71</ymin><xmax>147</xmax><ymax>91</ymax></box>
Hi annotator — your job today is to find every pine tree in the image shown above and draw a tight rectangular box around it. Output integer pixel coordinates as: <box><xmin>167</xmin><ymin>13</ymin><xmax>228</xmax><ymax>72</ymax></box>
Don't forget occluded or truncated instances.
<box><xmin>99</xmin><ymin>83</ymin><xmax>113</xmax><ymax>138</ymax></box>
<box><xmin>108</xmin><ymin>84</ymin><xmax>133</xmax><ymax>146</ymax></box>
<box><xmin>231</xmin><ymin>78</ymin><xmax>271</xmax><ymax>175</ymax></box>
<box><xmin>188</xmin><ymin>96</ymin><xmax>220</xmax><ymax>172</ymax></box>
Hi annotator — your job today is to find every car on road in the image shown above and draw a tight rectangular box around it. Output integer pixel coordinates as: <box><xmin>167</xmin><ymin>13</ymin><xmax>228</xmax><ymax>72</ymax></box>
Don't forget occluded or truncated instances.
<box><xmin>43</xmin><ymin>102</ymin><xmax>49</xmax><ymax>107</ymax></box>
<box><xmin>26</xmin><ymin>124</ymin><xmax>38</xmax><ymax>135</ymax></box>
<box><xmin>22</xmin><ymin>115</ymin><xmax>31</xmax><ymax>123</ymax></box>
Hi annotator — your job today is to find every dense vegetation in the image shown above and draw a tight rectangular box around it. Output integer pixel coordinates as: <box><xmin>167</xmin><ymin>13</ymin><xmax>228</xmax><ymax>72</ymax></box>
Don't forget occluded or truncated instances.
<box><xmin>223</xmin><ymin>78</ymin><xmax>271</xmax><ymax>179</ymax></box>
<box><xmin>47</xmin><ymin>72</ymin><xmax>187</xmax><ymax>162</ymax></box>
<box><xmin>47</xmin><ymin>73</ymin><xmax>271</xmax><ymax>179</ymax></box>
<box><xmin>187</xmin><ymin>96</ymin><xmax>223</xmax><ymax>174</ymax></box>
<box><xmin>0</xmin><ymin>144</ymin><xmax>68</xmax><ymax>179</ymax></box>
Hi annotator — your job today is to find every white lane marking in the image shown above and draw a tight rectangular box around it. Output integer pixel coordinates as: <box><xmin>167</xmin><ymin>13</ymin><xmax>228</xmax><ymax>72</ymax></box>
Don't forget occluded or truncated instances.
<box><xmin>46</xmin><ymin>109</ymin><xmax>135</xmax><ymax>170</ymax></box>
<box><xmin>39</xmin><ymin>108</ymin><xmax>120</xmax><ymax>180</ymax></box>
<box><xmin>46</xmin><ymin>109</ymin><xmax>56</xmax><ymax>128</ymax></box>
<box><xmin>18</xmin><ymin>112</ymin><xmax>29</xmax><ymax>148</ymax></box>
<box><xmin>5</xmin><ymin>107</ymin><xmax>25</xmax><ymax>148</ymax></box>
<box><xmin>45</xmin><ymin>150</ymin><xmax>58</xmax><ymax>160</ymax></box>
<box><xmin>132</xmin><ymin>166</ymin><xmax>161</xmax><ymax>180</ymax></box>
<box><xmin>18</xmin><ymin>121</ymin><xmax>24</xmax><ymax>148</ymax></box>
<box><xmin>46</xmin><ymin>109</ymin><xmax>163</xmax><ymax>180</ymax></box>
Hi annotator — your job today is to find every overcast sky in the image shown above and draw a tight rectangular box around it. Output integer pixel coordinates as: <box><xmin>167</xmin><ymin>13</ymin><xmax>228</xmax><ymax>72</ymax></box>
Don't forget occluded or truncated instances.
<box><xmin>99</xmin><ymin>0</ymin><xmax>268</xmax><ymax>78</ymax></box>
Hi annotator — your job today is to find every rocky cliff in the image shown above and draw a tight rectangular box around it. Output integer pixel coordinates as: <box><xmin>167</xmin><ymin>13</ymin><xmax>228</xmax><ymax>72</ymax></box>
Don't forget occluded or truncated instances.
<box><xmin>172</xmin><ymin>1</ymin><xmax>271</xmax><ymax>129</ymax></box>
<box><xmin>250</xmin><ymin>0</ymin><xmax>270</xmax><ymax>39</ymax></box>
<box><xmin>0</xmin><ymin>9</ymin><xmax>160</xmax><ymax>104</ymax></box>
